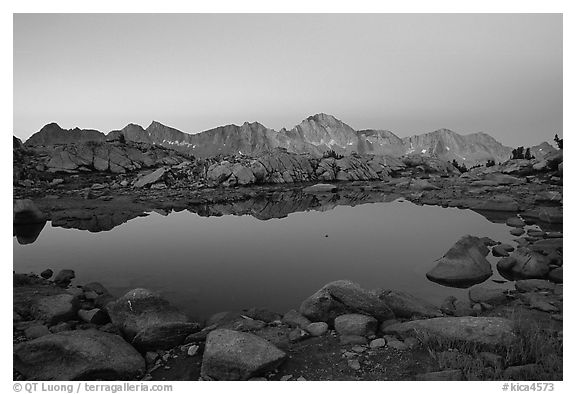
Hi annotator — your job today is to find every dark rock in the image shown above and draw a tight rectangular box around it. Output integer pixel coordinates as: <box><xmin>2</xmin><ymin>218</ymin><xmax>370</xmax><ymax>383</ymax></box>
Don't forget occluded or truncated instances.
<box><xmin>13</xmin><ymin>329</ymin><xmax>145</xmax><ymax>380</ymax></box>
<box><xmin>243</xmin><ymin>307</ymin><xmax>281</xmax><ymax>323</ymax></box>
<box><xmin>106</xmin><ymin>288</ymin><xmax>200</xmax><ymax>351</ymax></box>
<box><xmin>200</xmin><ymin>329</ymin><xmax>287</xmax><ymax>380</ymax></box>
<box><xmin>40</xmin><ymin>269</ymin><xmax>53</xmax><ymax>279</ymax></box>
<box><xmin>506</xmin><ymin>217</ymin><xmax>525</xmax><ymax>228</ymax></box>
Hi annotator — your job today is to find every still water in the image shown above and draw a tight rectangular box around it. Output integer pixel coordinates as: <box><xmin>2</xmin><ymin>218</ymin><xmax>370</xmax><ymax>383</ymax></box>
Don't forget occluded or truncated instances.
<box><xmin>13</xmin><ymin>199</ymin><xmax>516</xmax><ymax>321</ymax></box>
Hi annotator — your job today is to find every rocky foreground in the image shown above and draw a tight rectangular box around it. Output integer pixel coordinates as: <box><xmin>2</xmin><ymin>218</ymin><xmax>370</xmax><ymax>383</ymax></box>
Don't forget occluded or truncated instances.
<box><xmin>13</xmin><ymin>136</ymin><xmax>562</xmax><ymax>381</ymax></box>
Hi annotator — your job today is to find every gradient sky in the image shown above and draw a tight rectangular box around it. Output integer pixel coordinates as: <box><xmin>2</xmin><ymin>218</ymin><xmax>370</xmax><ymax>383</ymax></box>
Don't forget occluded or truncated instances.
<box><xmin>13</xmin><ymin>13</ymin><xmax>562</xmax><ymax>146</ymax></box>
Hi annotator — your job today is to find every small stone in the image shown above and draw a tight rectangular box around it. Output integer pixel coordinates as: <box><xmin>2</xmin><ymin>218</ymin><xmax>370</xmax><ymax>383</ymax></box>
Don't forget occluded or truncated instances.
<box><xmin>347</xmin><ymin>359</ymin><xmax>361</xmax><ymax>371</ymax></box>
<box><xmin>280</xmin><ymin>374</ymin><xmax>293</xmax><ymax>381</ymax></box>
<box><xmin>351</xmin><ymin>345</ymin><xmax>366</xmax><ymax>353</ymax></box>
<box><xmin>369</xmin><ymin>338</ymin><xmax>387</xmax><ymax>349</ymax></box>
<box><xmin>296</xmin><ymin>376</ymin><xmax>306</xmax><ymax>381</ymax></box>
<box><xmin>288</xmin><ymin>328</ymin><xmax>310</xmax><ymax>343</ymax></box>
<box><xmin>187</xmin><ymin>344</ymin><xmax>199</xmax><ymax>357</ymax></box>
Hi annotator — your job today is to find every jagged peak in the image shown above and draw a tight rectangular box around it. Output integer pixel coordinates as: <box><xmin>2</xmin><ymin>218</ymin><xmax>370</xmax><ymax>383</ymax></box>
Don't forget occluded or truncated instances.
<box><xmin>39</xmin><ymin>122</ymin><xmax>63</xmax><ymax>131</ymax></box>
<box><xmin>305</xmin><ymin>113</ymin><xmax>341</xmax><ymax>123</ymax></box>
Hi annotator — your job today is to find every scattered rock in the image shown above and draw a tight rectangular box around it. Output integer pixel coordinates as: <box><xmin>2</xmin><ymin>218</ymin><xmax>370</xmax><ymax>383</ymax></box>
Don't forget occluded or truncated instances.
<box><xmin>200</xmin><ymin>329</ymin><xmax>287</xmax><ymax>381</ymax></box>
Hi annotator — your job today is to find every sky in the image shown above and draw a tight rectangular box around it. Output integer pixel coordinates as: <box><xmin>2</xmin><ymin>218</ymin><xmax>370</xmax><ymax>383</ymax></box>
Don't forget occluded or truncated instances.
<box><xmin>13</xmin><ymin>13</ymin><xmax>562</xmax><ymax>146</ymax></box>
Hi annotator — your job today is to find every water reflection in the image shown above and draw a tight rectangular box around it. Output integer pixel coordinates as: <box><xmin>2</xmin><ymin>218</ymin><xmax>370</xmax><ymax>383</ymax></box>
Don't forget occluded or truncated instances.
<box><xmin>14</xmin><ymin>196</ymin><xmax>517</xmax><ymax>320</ymax></box>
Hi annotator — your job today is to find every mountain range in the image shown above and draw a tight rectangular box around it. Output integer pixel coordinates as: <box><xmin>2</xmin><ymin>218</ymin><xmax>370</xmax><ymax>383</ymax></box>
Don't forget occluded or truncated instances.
<box><xmin>23</xmin><ymin>113</ymin><xmax>557</xmax><ymax>165</ymax></box>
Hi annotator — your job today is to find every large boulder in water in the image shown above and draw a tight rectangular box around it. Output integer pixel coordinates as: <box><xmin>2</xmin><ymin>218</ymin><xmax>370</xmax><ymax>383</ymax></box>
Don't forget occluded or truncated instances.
<box><xmin>200</xmin><ymin>329</ymin><xmax>287</xmax><ymax>380</ymax></box>
<box><xmin>106</xmin><ymin>288</ymin><xmax>200</xmax><ymax>351</ymax></box>
<box><xmin>13</xmin><ymin>329</ymin><xmax>145</xmax><ymax>380</ymax></box>
<box><xmin>299</xmin><ymin>280</ymin><xmax>394</xmax><ymax>323</ymax></box>
<box><xmin>383</xmin><ymin>316</ymin><xmax>516</xmax><ymax>346</ymax></box>
<box><xmin>376</xmin><ymin>289</ymin><xmax>443</xmax><ymax>318</ymax></box>
<box><xmin>426</xmin><ymin>236</ymin><xmax>492</xmax><ymax>287</ymax></box>
<box><xmin>496</xmin><ymin>248</ymin><xmax>551</xmax><ymax>280</ymax></box>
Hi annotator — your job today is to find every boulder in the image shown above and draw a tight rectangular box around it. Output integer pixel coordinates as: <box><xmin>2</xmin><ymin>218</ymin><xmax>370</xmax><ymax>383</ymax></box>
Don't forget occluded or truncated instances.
<box><xmin>299</xmin><ymin>280</ymin><xmax>394</xmax><ymax>323</ymax></box>
<box><xmin>201</xmin><ymin>329</ymin><xmax>287</xmax><ymax>380</ymax></box>
<box><xmin>302</xmin><ymin>183</ymin><xmax>338</xmax><ymax>194</ymax></box>
<box><xmin>106</xmin><ymin>288</ymin><xmax>200</xmax><ymax>350</ymax></box>
<box><xmin>207</xmin><ymin>163</ymin><xmax>232</xmax><ymax>183</ymax></box>
<box><xmin>384</xmin><ymin>316</ymin><xmax>516</xmax><ymax>346</ymax></box>
<box><xmin>426</xmin><ymin>236</ymin><xmax>492</xmax><ymax>287</ymax></box>
<box><xmin>376</xmin><ymin>289</ymin><xmax>443</xmax><ymax>318</ymax></box>
<box><xmin>497</xmin><ymin>248</ymin><xmax>551</xmax><ymax>279</ymax></box>
<box><xmin>231</xmin><ymin>164</ymin><xmax>256</xmax><ymax>186</ymax></box>
<box><xmin>78</xmin><ymin>308</ymin><xmax>110</xmax><ymax>325</ymax></box>
<box><xmin>31</xmin><ymin>294</ymin><xmax>79</xmax><ymax>324</ymax></box>
<box><xmin>133</xmin><ymin>167</ymin><xmax>166</xmax><ymax>188</ymax></box>
<box><xmin>305</xmin><ymin>322</ymin><xmax>329</xmax><ymax>336</ymax></box>
<box><xmin>14</xmin><ymin>329</ymin><xmax>145</xmax><ymax>380</ymax></box>
<box><xmin>468</xmin><ymin>286</ymin><xmax>509</xmax><ymax>305</ymax></box>
<box><xmin>506</xmin><ymin>217</ymin><xmax>525</xmax><ymax>228</ymax></box>
<box><xmin>334</xmin><ymin>314</ymin><xmax>378</xmax><ymax>337</ymax></box>
<box><xmin>492</xmin><ymin>244</ymin><xmax>514</xmax><ymax>257</ymax></box>
<box><xmin>514</xmin><ymin>279</ymin><xmax>556</xmax><ymax>293</ymax></box>
<box><xmin>40</xmin><ymin>269</ymin><xmax>54</xmax><ymax>279</ymax></box>
<box><xmin>13</xmin><ymin>199</ymin><xmax>46</xmax><ymax>225</ymax></box>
